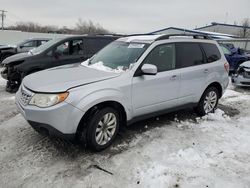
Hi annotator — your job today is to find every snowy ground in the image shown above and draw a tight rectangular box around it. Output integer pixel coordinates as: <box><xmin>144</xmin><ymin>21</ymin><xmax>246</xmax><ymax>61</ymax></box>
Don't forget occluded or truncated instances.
<box><xmin>0</xmin><ymin>68</ymin><xmax>250</xmax><ymax>188</ymax></box>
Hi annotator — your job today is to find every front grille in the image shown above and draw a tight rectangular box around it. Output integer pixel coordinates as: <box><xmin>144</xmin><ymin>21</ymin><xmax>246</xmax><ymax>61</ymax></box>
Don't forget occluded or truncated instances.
<box><xmin>19</xmin><ymin>86</ymin><xmax>33</xmax><ymax>106</ymax></box>
<box><xmin>243</xmin><ymin>71</ymin><xmax>250</xmax><ymax>78</ymax></box>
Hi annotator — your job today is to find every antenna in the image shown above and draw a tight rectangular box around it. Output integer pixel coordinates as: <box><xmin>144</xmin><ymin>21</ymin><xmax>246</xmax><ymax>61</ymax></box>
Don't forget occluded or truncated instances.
<box><xmin>0</xmin><ymin>10</ymin><xmax>7</xmax><ymax>30</ymax></box>
<box><xmin>225</xmin><ymin>12</ymin><xmax>228</xmax><ymax>24</ymax></box>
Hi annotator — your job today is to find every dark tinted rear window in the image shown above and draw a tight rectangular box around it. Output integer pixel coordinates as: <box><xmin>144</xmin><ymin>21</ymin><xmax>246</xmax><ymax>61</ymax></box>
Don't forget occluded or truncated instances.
<box><xmin>85</xmin><ymin>38</ymin><xmax>114</xmax><ymax>55</ymax></box>
<box><xmin>176</xmin><ymin>42</ymin><xmax>204</xmax><ymax>68</ymax></box>
<box><xmin>201</xmin><ymin>43</ymin><xmax>221</xmax><ymax>63</ymax></box>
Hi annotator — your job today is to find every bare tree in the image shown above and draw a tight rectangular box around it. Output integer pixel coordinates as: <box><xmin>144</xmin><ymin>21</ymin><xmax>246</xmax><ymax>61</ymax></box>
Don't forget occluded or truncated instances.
<box><xmin>239</xmin><ymin>18</ymin><xmax>250</xmax><ymax>38</ymax></box>
<box><xmin>75</xmin><ymin>19</ymin><xmax>110</xmax><ymax>34</ymax></box>
<box><xmin>7</xmin><ymin>19</ymin><xmax>111</xmax><ymax>35</ymax></box>
<box><xmin>8</xmin><ymin>22</ymin><xmax>60</xmax><ymax>33</ymax></box>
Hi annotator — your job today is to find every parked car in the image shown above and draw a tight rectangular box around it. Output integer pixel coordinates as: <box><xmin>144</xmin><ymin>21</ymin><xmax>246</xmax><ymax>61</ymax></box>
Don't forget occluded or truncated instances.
<box><xmin>0</xmin><ymin>38</ymin><xmax>51</xmax><ymax>63</ymax></box>
<box><xmin>15</xmin><ymin>34</ymin><xmax>229</xmax><ymax>151</ymax></box>
<box><xmin>219</xmin><ymin>43</ymin><xmax>249</xmax><ymax>72</ymax></box>
<box><xmin>231</xmin><ymin>61</ymin><xmax>250</xmax><ymax>87</ymax></box>
<box><xmin>1</xmin><ymin>35</ymin><xmax>119</xmax><ymax>92</ymax></box>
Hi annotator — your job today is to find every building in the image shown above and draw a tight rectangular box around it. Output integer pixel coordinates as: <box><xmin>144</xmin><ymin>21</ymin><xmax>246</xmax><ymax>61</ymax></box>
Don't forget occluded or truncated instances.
<box><xmin>195</xmin><ymin>22</ymin><xmax>250</xmax><ymax>37</ymax></box>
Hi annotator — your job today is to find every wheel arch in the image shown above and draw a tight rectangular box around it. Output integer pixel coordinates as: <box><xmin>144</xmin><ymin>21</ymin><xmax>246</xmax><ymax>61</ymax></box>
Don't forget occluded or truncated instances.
<box><xmin>76</xmin><ymin>100</ymin><xmax>127</xmax><ymax>138</ymax></box>
<box><xmin>204</xmin><ymin>82</ymin><xmax>223</xmax><ymax>99</ymax></box>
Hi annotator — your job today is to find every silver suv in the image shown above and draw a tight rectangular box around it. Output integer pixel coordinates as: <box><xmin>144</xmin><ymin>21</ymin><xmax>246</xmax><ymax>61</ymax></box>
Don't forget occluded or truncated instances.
<box><xmin>16</xmin><ymin>34</ymin><xmax>229</xmax><ymax>151</ymax></box>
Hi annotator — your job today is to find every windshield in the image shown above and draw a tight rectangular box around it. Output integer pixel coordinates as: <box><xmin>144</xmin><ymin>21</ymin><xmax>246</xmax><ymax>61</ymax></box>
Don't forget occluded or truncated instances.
<box><xmin>30</xmin><ymin>38</ymin><xmax>62</xmax><ymax>55</ymax></box>
<box><xmin>220</xmin><ymin>44</ymin><xmax>231</xmax><ymax>55</ymax></box>
<box><xmin>86</xmin><ymin>41</ymin><xmax>149</xmax><ymax>71</ymax></box>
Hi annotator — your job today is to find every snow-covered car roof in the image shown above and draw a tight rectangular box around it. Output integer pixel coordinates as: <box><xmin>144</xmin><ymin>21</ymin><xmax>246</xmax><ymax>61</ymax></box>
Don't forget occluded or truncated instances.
<box><xmin>117</xmin><ymin>34</ymin><xmax>163</xmax><ymax>44</ymax></box>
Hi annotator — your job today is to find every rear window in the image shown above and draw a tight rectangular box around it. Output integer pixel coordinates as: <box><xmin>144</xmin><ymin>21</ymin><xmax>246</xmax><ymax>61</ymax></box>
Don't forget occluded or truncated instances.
<box><xmin>176</xmin><ymin>42</ymin><xmax>204</xmax><ymax>68</ymax></box>
<box><xmin>201</xmin><ymin>43</ymin><xmax>221</xmax><ymax>63</ymax></box>
<box><xmin>85</xmin><ymin>38</ymin><xmax>114</xmax><ymax>55</ymax></box>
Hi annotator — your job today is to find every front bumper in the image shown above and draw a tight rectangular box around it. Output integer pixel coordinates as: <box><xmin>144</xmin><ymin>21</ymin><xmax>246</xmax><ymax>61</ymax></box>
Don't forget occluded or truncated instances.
<box><xmin>28</xmin><ymin>121</ymin><xmax>75</xmax><ymax>140</ymax></box>
<box><xmin>231</xmin><ymin>74</ymin><xmax>250</xmax><ymax>87</ymax></box>
<box><xmin>15</xmin><ymin>87</ymin><xmax>85</xmax><ymax>137</ymax></box>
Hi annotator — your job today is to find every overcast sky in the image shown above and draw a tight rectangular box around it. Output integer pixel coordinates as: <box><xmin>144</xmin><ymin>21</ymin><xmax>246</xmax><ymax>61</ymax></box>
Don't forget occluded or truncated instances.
<box><xmin>2</xmin><ymin>0</ymin><xmax>250</xmax><ymax>34</ymax></box>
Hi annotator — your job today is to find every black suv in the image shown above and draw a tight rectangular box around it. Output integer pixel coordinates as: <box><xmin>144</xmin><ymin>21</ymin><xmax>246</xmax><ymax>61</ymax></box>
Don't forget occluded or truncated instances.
<box><xmin>1</xmin><ymin>35</ymin><xmax>119</xmax><ymax>92</ymax></box>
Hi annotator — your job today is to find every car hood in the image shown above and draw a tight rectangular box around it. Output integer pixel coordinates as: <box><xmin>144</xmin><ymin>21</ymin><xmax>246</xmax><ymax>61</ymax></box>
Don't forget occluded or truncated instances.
<box><xmin>23</xmin><ymin>64</ymin><xmax>121</xmax><ymax>93</ymax></box>
<box><xmin>0</xmin><ymin>45</ymin><xmax>16</xmax><ymax>50</ymax></box>
<box><xmin>2</xmin><ymin>52</ymin><xmax>32</xmax><ymax>65</ymax></box>
<box><xmin>239</xmin><ymin>61</ymin><xmax>250</xmax><ymax>68</ymax></box>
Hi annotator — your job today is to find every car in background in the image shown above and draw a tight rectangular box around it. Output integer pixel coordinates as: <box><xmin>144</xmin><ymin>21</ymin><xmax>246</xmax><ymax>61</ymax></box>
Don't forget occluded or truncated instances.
<box><xmin>231</xmin><ymin>61</ymin><xmax>250</xmax><ymax>87</ymax></box>
<box><xmin>219</xmin><ymin>43</ymin><xmax>249</xmax><ymax>73</ymax></box>
<box><xmin>0</xmin><ymin>38</ymin><xmax>51</xmax><ymax>63</ymax></box>
<box><xmin>1</xmin><ymin>35</ymin><xmax>120</xmax><ymax>92</ymax></box>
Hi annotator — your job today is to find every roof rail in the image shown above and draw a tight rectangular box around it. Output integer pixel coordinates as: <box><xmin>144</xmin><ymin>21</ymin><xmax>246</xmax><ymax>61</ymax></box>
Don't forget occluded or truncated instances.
<box><xmin>126</xmin><ymin>33</ymin><xmax>155</xmax><ymax>37</ymax></box>
<box><xmin>156</xmin><ymin>34</ymin><xmax>212</xmax><ymax>41</ymax></box>
<box><xmin>88</xmin><ymin>33</ymin><xmax>127</xmax><ymax>37</ymax></box>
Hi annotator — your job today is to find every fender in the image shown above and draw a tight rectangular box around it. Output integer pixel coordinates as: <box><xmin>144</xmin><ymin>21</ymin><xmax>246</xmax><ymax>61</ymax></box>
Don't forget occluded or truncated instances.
<box><xmin>67</xmin><ymin>88</ymin><xmax>133</xmax><ymax>121</ymax></box>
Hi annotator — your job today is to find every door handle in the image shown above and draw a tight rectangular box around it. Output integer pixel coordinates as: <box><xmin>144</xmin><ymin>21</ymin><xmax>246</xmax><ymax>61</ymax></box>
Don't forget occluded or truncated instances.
<box><xmin>170</xmin><ymin>75</ymin><xmax>177</xmax><ymax>80</ymax></box>
<box><xmin>203</xmin><ymin>69</ymin><xmax>209</xmax><ymax>73</ymax></box>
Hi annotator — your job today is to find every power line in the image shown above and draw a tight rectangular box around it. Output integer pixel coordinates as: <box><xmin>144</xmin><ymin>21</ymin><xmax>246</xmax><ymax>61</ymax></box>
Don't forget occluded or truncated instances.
<box><xmin>0</xmin><ymin>9</ymin><xmax>7</xmax><ymax>30</ymax></box>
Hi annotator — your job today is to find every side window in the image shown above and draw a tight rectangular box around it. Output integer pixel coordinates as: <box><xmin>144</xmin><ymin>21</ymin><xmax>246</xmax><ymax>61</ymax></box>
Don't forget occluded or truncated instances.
<box><xmin>21</xmin><ymin>40</ymin><xmax>36</xmax><ymax>48</ymax></box>
<box><xmin>85</xmin><ymin>38</ymin><xmax>112</xmax><ymax>55</ymax></box>
<box><xmin>37</xmin><ymin>40</ymin><xmax>48</xmax><ymax>46</ymax></box>
<box><xmin>143</xmin><ymin>43</ymin><xmax>176</xmax><ymax>72</ymax></box>
<box><xmin>54</xmin><ymin>41</ymin><xmax>70</xmax><ymax>56</ymax></box>
<box><xmin>201</xmin><ymin>43</ymin><xmax>221</xmax><ymax>63</ymax></box>
<box><xmin>176</xmin><ymin>43</ymin><xmax>204</xmax><ymax>68</ymax></box>
<box><xmin>70</xmin><ymin>39</ymin><xmax>84</xmax><ymax>55</ymax></box>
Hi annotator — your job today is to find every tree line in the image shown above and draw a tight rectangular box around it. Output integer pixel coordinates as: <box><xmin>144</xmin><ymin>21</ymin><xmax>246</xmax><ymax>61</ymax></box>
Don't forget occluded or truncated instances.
<box><xmin>7</xmin><ymin>19</ymin><xmax>111</xmax><ymax>35</ymax></box>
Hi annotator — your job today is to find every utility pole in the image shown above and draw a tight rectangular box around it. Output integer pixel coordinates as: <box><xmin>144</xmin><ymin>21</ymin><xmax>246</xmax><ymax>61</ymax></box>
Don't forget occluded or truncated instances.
<box><xmin>0</xmin><ymin>10</ymin><xmax>7</xmax><ymax>30</ymax></box>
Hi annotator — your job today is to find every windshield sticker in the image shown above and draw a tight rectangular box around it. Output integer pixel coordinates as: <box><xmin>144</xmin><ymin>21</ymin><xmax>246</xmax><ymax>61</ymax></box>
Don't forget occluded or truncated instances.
<box><xmin>128</xmin><ymin>43</ymin><xmax>145</xmax><ymax>49</ymax></box>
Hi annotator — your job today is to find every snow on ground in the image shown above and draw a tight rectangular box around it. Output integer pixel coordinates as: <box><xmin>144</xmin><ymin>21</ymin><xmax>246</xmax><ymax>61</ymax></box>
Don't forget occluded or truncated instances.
<box><xmin>0</xmin><ymin>73</ymin><xmax>250</xmax><ymax>187</ymax></box>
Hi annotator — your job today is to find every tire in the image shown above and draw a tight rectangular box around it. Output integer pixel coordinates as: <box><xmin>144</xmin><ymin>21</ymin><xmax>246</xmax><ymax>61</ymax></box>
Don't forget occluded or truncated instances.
<box><xmin>196</xmin><ymin>86</ymin><xmax>219</xmax><ymax>116</ymax></box>
<box><xmin>79</xmin><ymin>107</ymin><xmax>120</xmax><ymax>151</ymax></box>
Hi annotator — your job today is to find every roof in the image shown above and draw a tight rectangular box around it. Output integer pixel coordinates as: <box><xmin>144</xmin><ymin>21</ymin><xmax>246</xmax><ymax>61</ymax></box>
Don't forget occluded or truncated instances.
<box><xmin>196</xmin><ymin>22</ymin><xmax>250</xmax><ymax>30</ymax></box>
<box><xmin>116</xmin><ymin>34</ymin><xmax>216</xmax><ymax>44</ymax></box>
<box><xmin>149</xmin><ymin>27</ymin><xmax>236</xmax><ymax>38</ymax></box>
<box><xmin>117</xmin><ymin>34</ymin><xmax>163</xmax><ymax>43</ymax></box>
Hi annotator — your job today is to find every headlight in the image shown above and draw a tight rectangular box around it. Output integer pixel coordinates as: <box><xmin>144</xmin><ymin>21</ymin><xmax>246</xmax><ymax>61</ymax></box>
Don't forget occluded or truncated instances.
<box><xmin>29</xmin><ymin>92</ymin><xmax>69</xmax><ymax>108</ymax></box>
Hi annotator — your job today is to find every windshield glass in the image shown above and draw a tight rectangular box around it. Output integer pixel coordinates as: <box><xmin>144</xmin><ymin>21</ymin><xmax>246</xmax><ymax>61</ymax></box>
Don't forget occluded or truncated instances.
<box><xmin>220</xmin><ymin>45</ymin><xmax>231</xmax><ymax>55</ymax></box>
<box><xmin>84</xmin><ymin>41</ymin><xmax>149</xmax><ymax>71</ymax></box>
<box><xmin>30</xmin><ymin>38</ymin><xmax>62</xmax><ymax>55</ymax></box>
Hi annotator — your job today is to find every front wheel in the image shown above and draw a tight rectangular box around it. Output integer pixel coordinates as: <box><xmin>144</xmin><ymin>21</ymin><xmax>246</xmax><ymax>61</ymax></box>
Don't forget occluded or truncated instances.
<box><xmin>79</xmin><ymin>107</ymin><xmax>120</xmax><ymax>151</ymax></box>
<box><xmin>196</xmin><ymin>87</ymin><xmax>219</xmax><ymax>116</ymax></box>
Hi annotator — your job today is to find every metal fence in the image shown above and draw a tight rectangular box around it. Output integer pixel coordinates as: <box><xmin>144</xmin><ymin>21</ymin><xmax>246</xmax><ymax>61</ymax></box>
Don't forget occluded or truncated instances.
<box><xmin>217</xmin><ymin>38</ymin><xmax>250</xmax><ymax>52</ymax></box>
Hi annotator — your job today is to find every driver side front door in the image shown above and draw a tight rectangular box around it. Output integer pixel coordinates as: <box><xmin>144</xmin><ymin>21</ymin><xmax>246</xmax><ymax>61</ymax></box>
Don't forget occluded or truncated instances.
<box><xmin>131</xmin><ymin>43</ymin><xmax>180</xmax><ymax>117</ymax></box>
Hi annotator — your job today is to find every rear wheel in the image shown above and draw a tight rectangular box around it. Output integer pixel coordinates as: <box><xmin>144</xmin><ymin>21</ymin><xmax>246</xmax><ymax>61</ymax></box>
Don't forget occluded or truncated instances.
<box><xmin>79</xmin><ymin>107</ymin><xmax>120</xmax><ymax>151</ymax></box>
<box><xmin>196</xmin><ymin>87</ymin><xmax>219</xmax><ymax>116</ymax></box>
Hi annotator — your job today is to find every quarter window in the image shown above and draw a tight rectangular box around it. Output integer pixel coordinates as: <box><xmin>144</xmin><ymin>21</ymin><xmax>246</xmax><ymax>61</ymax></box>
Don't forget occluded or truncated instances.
<box><xmin>201</xmin><ymin>43</ymin><xmax>221</xmax><ymax>63</ymax></box>
<box><xmin>143</xmin><ymin>43</ymin><xmax>176</xmax><ymax>72</ymax></box>
<box><xmin>85</xmin><ymin>38</ymin><xmax>114</xmax><ymax>55</ymax></box>
<box><xmin>176</xmin><ymin>43</ymin><xmax>204</xmax><ymax>68</ymax></box>
<box><xmin>21</xmin><ymin>41</ymin><xmax>36</xmax><ymax>47</ymax></box>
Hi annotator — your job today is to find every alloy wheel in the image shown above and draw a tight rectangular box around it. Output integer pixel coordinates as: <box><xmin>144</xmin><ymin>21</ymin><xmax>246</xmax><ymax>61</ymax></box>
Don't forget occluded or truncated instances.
<box><xmin>95</xmin><ymin>112</ymin><xmax>117</xmax><ymax>145</ymax></box>
<box><xmin>203</xmin><ymin>91</ymin><xmax>217</xmax><ymax>113</ymax></box>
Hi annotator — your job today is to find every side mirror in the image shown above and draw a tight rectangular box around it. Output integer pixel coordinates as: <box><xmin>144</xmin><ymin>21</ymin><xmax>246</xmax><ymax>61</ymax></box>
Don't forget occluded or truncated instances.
<box><xmin>141</xmin><ymin>64</ymin><xmax>157</xmax><ymax>75</ymax></box>
<box><xmin>19</xmin><ymin>45</ymin><xmax>24</xmax><ymax>49</ymax></box>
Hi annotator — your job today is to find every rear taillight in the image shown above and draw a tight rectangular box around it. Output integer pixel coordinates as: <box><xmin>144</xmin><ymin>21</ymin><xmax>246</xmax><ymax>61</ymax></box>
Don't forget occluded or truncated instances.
<box><xmin>224</xmin><ymin>62</ymin><xmax>230</xmax><ymax>73</ymax></box>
